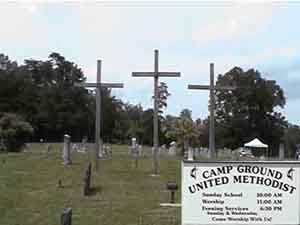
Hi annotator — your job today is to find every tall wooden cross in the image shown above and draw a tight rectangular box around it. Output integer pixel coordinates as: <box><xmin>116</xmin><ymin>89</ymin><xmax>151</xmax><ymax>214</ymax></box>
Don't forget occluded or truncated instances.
<box><xmin>132</xmin><ymin>49</ymin><xmax>180</xmax><ymax>175</ymax></box>
<box><xmin>78</xmin><ymin>60</ymin><xmax>123</xmax><ymax>171</ymax></box>
<box><xmin>188</xmin><ymin>63</ymin><xmax>235</xmax><ymax>159</ymax></box>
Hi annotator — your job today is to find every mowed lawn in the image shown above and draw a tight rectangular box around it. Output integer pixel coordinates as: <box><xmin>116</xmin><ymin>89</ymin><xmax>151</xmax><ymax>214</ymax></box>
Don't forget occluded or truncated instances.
<box><xmin>0</xmin><ymin>144</ymin><xmax>182</xmax><ymax>225</ymax></box>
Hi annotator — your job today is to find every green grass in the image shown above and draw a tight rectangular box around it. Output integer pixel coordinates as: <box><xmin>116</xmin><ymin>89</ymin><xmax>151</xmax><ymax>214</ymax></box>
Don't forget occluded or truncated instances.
<box><xmin>0</xmin><ymin>144</ymin><xmax>183</xmax><ymax>225</ymax></box>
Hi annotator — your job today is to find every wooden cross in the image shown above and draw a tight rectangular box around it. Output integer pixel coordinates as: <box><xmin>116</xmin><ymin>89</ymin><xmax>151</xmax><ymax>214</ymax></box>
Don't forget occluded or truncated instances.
<box><xmin>188</xmin><ymin>63</ymin><xmax>235</xmax><ymax>159</ymax></box>
<box><xmin>77</xmin><ymin>60</ymin><xmax>123</xmax><ymax>171</ymax></box>
<box><xmin>132</xmin><ymin>49</ymin><xmax>180</xmax><ymax>175</ymax></box>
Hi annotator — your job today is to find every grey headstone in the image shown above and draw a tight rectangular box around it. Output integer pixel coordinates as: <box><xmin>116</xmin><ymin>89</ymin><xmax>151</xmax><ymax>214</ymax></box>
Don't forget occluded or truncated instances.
<box><xmin>279</xmin><ymin>143</ymin><xmax>285</xmax><ymax>160</ymax></box>
<box><xmin>61</xmin><ymin>208</ymin><xmax>72</xmax><ymax>225</ymax></box>
<box><xmin>83</xmin><ymin>162</ymin><xmax>92</xmax><ymax>196</ymax></box>
<box><xmin>46</xmin><ymin>144</ymin><xmax>52</xmax><ymax>154</ymax></box>
<box><xmin>62</xmin><ymin>134</ymin><xmax>72</xmax><ymax>165</ymax></box>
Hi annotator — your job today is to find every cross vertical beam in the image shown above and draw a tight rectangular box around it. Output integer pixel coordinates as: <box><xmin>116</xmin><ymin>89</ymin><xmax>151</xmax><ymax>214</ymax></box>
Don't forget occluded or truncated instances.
<box><xmin>76</xmin><ymin>60</ymin><xmax>123</xmax><ymax>171</ymax></box>
<box><xmin>95</xmin><ymin>60</ymin><xmax>101</xmax><ymax>170</ymax></box>
<box><xmin>153</xmin><ymin>50</ymin><xmax>159</xmax><ymax>175</ymax></box>
<box><xmin>132</xmin><ymin>49</ymin><xmax>180</xmax><ymax>175</ymax></box>
<box><xmin>188</xmin><ymin>63</ymin><xmax>235</xmax><ymax>159</ymax></box>
<box><xmin>209</xmin><ymin>63</ymin><xmax>215</xmax><ymax>158</ymax></box>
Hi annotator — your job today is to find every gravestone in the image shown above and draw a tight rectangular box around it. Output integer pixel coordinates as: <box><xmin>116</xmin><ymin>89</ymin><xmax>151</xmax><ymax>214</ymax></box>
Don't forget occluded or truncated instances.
<box><xmin>23</xmin><ymin>143</ymin><xmax>31</xmax><ymax>152</ymax></box>
<box><xmin>0</xmin><ymin>138</ymin><xmax>6</xmax><ymax>152</ymax></box>
<box><xmin>138</xmin><ymin>145</ymin><xmax>143</xmax><ymax>156</ymax></box>
<box><xmin>168</xmin><ymin>141</ymin><xmax>177</xmax><ymax>156</ymax></box>
<box><xmin>78</xmin><ymin>137</ymin><xmax>87</xmax><ymax>153</ymax></box>
<box><xmin>62</xmin><ymin>134</ymin><xmax>72</xmax><ymax>165</ymax></box>
<box><xmin>160</xmin><ymin>144</ymin><xmax>167</xmax><ymax>154</ymax></box>
<box><xmin>194</xmin><ymin>147</ymin><xmax>200</xmax><ymax>158</ymax></box>
<box><xmin>83</xmin><ymin>162</ymin><xmax>92</xmax><ymax>196</ymax></box>
<box><xmin>239</xmin><ymin>148</ymin><xmax>255</xmax><ymax>160</ymax></box>
<box><xmin>98</xmin><ymin>139</ymin><xmax>104</xmax><ymax>158</ymax></box>
<box><xmin>46</xmin><ymin>144</ymin><xmax>52</xmax><ymax>154</ymax></box>
<box><xmin>187</xmin><ymin>147</ymin><xmax>194</xmax><ymax>161</ymax></box>
<box><xmin>199</xmin><ymin>147</ymin><xmax>209</xmax><ymax>158</ymax></box>
<box><xmin>297</xmin><ymin>145</ymin><xmax>300</xmax><ymax>160</ymax></box>
<box><xmin>61</xmin><ymin>208</ymin><xmax>72</xmax><ymax>225</ymax></box>
<box><xmin>71</xmin><ymin>143</ymin><xmax>79</xmax><ymax>152</ymax></box>
<box><xmin>279</xmin><ymin>143</ymin><xmax>285</xmax><ymax>160</ymax></box>
<box><xmin>131</xmin><ymin>138</ymin><xmax>139</xmax><ymax>168</ymax></box>
<box><xmin>102</xmin><ymin>145</ymin><xmax>112</xmax><ymax>157</ymax></box>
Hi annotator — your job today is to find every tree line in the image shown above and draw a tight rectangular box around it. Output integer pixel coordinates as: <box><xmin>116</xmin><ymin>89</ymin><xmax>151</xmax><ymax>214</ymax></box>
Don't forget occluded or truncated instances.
<box><xmin>0</xmin><ymin>53</ymin><xmax>299</xmax><ymax>156</ymax></box>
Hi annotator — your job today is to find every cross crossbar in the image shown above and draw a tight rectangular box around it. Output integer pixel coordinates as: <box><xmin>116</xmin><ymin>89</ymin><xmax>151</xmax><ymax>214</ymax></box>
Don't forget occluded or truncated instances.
<box><xmin>132</xmin><ymin>72</ymin><xmax>180</xmax><ymax>77</ymax></box>
<box><xmin>188</xmin><ymin>84</ymin><xmax>210</xmax><ymax>90</ymax></box>
<box><xmin>82</xmin><ymin>83</ymin><xmax>124</xmax><ymax>88</ymax></box>
<box><xmin>188</xmin><ymin>84</ymin><xmax>236</xmax><ymax>90</ymax></box>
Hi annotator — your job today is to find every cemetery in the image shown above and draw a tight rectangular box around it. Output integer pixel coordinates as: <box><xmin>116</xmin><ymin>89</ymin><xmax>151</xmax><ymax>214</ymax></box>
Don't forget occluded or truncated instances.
<box><xmin>1</xmin><ymin>2</ymin><xmax>300</xmax><ymax>225</ymax></box>
<box><xmin>1</xmin><ymin>49</ymin><xmax>300</xmax><ymax>225</ymax></box>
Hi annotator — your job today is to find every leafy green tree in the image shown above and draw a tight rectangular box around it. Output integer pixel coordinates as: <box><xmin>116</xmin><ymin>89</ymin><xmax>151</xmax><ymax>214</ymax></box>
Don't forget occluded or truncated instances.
<box><xmin>165</xmin><ymin>109</ymin><xmax>200</xmax><ymax>154</ymax></box>
<box><xmin>156</xmin><ymin>82</ymin><xmax>170</xmax><ymax>114</ymax></box>
<box><xmin>0</xmin><ymin>113</ymin><xmax>33</xmax><ymax>152</ymax></box>
<box><xmin>215</xmin><ymin>67</ymin><xmax>287</xmax><ymax>155</ymax></box>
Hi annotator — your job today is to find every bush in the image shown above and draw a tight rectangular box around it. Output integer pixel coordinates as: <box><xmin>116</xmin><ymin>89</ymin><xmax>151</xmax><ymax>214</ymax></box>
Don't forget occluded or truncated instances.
<box><xmin>0</xmin><ymin>112</ymin><xmax>33</xmax><ymax>152</ymax></box>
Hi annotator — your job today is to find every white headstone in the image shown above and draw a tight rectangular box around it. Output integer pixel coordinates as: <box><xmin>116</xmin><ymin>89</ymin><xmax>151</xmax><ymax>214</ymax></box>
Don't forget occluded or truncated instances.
<box><xmin>131</xmin><ymin>138</ymin><xmax>139</xmax><ymax>157</ymax></box>
<box><xmin>138</xmin><ymin>145</ymin><xmax>143</xmax><ymax>156</ymax></box>
<box><xmin>62</xmin><ymin>134</ymin><xmax>71</xmax><ymax>165</ymax></box>
<box><xmin>168</xmin><ymin>141</ymin><xmax>177</xmax><ymax>156</ymax></box>
<box><xmin>71</xmin><ymin>143</ymin><xmax>79</xmax><ymax>152</ymax></box>
<box><xmin>78</xmin><ymin>137</ymin><xmax>87</xmax><ymax>153</ymax></box>
<box><xmin>187</xmin><ymin>147</ymin><xmax>194</xmax><ymax>161</ymax></box>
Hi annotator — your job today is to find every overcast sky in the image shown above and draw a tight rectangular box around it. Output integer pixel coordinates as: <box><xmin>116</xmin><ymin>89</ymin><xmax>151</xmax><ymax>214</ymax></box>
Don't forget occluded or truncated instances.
<box><xmin>1</xmin><ymin>1</ymin><xmax>299</xmax><ymax>125</ymax></box>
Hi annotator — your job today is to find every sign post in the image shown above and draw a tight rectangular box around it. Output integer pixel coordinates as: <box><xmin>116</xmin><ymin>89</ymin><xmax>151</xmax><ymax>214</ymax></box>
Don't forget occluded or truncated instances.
<box><xmin>182</xmin><ymin>161</ymin><xmax>300</xmax><ymax>225</ymax></box>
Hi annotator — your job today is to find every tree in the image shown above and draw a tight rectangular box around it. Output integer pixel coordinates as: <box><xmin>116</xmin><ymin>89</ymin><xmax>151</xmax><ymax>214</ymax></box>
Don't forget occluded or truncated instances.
<box><xmin>0</xmin><ymin>113</ymin><xmax>33</xmax><ymax>152</ymax></box>
<box><xmin>215</xmin><ymin>67</ymin><xmax>287</xmax><ymax>155</ymax></box>
<box><xmin>156</xmin><ymin>82</ymin><xmax>170</xmax><ymax>114</ymax></box>
<box><xmin>165</xmin><ymin>109</ymin><xmax>200</xmax><ymax>155</ymax></box>
<box><xmin>0</xmin><ymin>54</ymin><xmax>17</xmax><ymax>71</ymax></box>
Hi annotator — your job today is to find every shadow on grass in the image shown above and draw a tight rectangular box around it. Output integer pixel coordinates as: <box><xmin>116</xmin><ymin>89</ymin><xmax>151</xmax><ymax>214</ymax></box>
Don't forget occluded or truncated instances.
<box><xmin>87</xmin><ymin>186</ymin><xmax>102</xmax><ymax>196</ymax></box>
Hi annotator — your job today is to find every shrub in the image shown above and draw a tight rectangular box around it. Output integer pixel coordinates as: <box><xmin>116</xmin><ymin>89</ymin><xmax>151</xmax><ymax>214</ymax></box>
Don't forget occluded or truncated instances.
<box><xmin>0</xmin><ymin>112</ymin><xmax>33</xmax><ymax>152</ymax></box>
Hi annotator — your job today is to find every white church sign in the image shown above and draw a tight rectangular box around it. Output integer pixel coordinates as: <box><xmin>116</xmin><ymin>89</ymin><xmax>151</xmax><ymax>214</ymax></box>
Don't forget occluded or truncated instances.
<box><xmin>182</xmin><ymin>161</ymin><xmax>300</xmax><ymax>225</ymax></box>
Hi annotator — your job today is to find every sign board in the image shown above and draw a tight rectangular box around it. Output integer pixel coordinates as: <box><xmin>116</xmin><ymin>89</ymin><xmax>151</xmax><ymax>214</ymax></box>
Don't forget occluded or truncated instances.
<box><xmin>182</xmin><ymin>161</ymin><xmax>300</xmax><ymax>225</ymax></box>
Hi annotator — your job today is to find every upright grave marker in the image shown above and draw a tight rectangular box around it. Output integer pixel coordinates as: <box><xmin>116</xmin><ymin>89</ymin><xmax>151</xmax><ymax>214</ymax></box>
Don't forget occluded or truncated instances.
<box><xmin>188</xmin><ymin>63</ymin><xmax>235</xmax><ymax>158</ymax></box>
<box><xmin>132</xmin><ymin>49</ymin><xmax>180</xmax><ymax>175</ymax></box>
<box><xmin>61</xmin><ymin>208</ymin><xmax>72</xmax><ymax>225</ymax></box>
<box><xmin>83</xmin><ymin>162</ymin><xmax>92</xmax><ymax>196</ymax></box>
<box><xmin>76</xmin><ymin>60</ymin><xmax>123</xmax><ymax>171</ymax></box>
<box><xmin>62</xmin><ymin>134</ymin><xmax>71</xmax><ymax>165</ymax></box>
<box><xmin>182</xmin><ymin>161</ymin><xmax>300</xmax><ymax>225</ymax></box>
